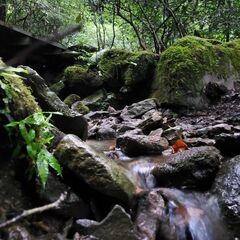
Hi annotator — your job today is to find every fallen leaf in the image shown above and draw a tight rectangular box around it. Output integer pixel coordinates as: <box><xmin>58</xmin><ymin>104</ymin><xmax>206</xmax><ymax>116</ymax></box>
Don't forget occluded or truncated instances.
<box><xmin>172</xmin><ymin>139</ymin><xmax>188</xmax><ymax>153</ymax></box>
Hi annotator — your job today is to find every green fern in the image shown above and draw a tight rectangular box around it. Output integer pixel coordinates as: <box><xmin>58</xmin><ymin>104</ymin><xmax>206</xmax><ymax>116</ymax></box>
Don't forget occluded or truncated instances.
<box><xmin>5</xmin><ymin>112</ymin><xmax>62</xmax><ymax>188</ymax></box>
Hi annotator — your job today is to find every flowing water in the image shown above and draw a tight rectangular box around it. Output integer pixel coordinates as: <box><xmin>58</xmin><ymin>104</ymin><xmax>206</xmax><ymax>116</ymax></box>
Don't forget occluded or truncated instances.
<box><xmin>87</xmin><ymin>140</ymin><xmax>230</xmax><ymax>240</ymax></box>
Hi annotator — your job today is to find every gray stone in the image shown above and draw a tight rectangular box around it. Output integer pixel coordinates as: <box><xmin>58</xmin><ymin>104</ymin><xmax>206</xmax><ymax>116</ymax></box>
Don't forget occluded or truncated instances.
<box><xmin>120</xmin><ymin>98</ymin><xmax>157</xmax><ymax>120</ymax></box>
<box><xmin>137</xmin><ymin>111</ymin><xmax>163</xmax><ymax>133</ymax></box>
<box><xmin>152</xmin><ymin>146</ymin><xmax>222</xmax><ymax>189</ymax></box>
<box><xmin>134</xmin><ymin>189</ymin><xmax>165</xmax><ymax>240</ymax></box>
<box><xmin>70</xmin><ymin>205</ymin><xmax>135</xmax><ymax>240</ymax></box>
<box><xmin>54</xmin><ymin>135</ymin><xmax>135</xmax><ymax>203</ymax></box>
<box><xmin>213</xmin><ymin>155</ymin><xmax>240</xmax><ymax>236</ymax></box>
<box><xmin>117</xmin><ymin>134</ymin><xmax>169</xmax><ymax>156</ymax></box>
<box><xmin>184</xmin><ymin>137</ymin><xmax>215</xmax><ymax>147</ymax></box>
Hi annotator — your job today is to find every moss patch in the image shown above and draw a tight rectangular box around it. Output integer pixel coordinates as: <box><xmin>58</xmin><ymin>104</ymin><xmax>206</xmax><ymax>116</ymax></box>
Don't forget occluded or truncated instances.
<box><xmin>72</xmin><ymin>101</ymin><xmax>90</xmax><ymax>114</ymax></box>
<box><xmin>0</xmin><ymin>60</ymin><xmax>40</xmax><ymax>119</ymax></box>
<box><xmin>64</xmin><ymin>94</ymin><xmax>81</xmax><ymax>107</ymax></box>
<box><xmin>98</xmin><ymin>49</ymin><xmax>157</xmax><ymax>90</ymax></box>
<box><xmin>152</xmin><ymin>36</ymin><xmax>240</xmax><ymax>107</ymax></box>
<box><xmin>63</xmin><ymin>65</ymin><xmax>100</xmax><ymax>97</ymax></box>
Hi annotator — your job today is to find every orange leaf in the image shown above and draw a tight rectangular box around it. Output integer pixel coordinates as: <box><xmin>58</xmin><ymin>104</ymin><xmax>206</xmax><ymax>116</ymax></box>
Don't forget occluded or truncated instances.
<box><xmin>172</xmin><ymin>139</ymin><xmax>188</xmax><ymax>153</ymax></box>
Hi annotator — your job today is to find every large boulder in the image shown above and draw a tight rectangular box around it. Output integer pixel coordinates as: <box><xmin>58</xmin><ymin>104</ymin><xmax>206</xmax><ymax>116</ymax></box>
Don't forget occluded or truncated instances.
<box><xmin>64</xmin><ymin>65</ymin><xmax>103</xmax><ymax>97</ymax></box>
<box><xmin>54</xmin><ymin>134</ymin><xmax>136</xmax><ymax>203</ymax></box>
<box><xmin>98</xmin><ymin>49</ymin><xmax>157</xmax><ymax>101</ymax></box>
<box><xmin>152</xmin><ymin>146</ymin><xmax>222</xmax><ymax>189</ymax></box>
<box><xmin>213</xmin><ymin>155</ymin><xmax>240</xmax><ymax>236</ymax></box>
<box><xmin>152</xmin><ymin>36</ymin><xmax>240</xmax><ymax>108</ymax></box>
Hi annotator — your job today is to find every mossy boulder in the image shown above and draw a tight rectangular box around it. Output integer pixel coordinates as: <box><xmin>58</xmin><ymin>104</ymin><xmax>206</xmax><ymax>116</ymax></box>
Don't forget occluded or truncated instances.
<box><xmin>98</xmin><ymin>49</ymin><xmax>157</xmax><ymax>101</ymax></box>
<box><xmin>64</xmin><ymin>65</ymin><xmax>103</xmax><ymax>97</ymax></box>
<box><xmin>0</xmin><ymin>59</ymin><xmax>41</xmax><ymax>120</ymax></box>
<box><xmin>152</xmin><ymin>36</ymin><xmax>240</xmax><ymax>108</ymax></box>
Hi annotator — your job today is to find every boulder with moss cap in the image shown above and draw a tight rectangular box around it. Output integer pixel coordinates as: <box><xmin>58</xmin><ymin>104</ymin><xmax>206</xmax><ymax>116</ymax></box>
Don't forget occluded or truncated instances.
<box><xmin>151</xmin><ymin>36</ymin><xmax>240</xmax><ymax>108</ymax></box>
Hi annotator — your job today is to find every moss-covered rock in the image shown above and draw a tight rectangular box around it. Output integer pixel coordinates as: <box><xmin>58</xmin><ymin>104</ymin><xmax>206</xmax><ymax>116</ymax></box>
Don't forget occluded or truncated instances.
<box><xmin>152</xmin><ymin>36</ymin><xmax>240</xmax><ymax>108</ymax></box>
<box><xmin>71</xmin><ymin>101</ymin><xmax>90</xmax><ymax>114</ymax></box>
<box><xmin>98</xmin><ymin>49</ymin><xmax>157</xmax><ymax>99</ymax></box>
<box><xmin>64</xmin><ymin>65</ymin><xmax>103</xmax><ymax>97</ymax></box>
<box><xmin>54</xmin><ymin>134</ymin><xmax>136</xmax><ymax>203</ymax></box>
<box><xmin>64</xmin><ymin>94</ymin><xmax>81</xmax><ymax>107</ymax></box>
<box><xmin>0</xmin><ymin>59</ymin><xmax>41</xmax><ymax>120</ymax></box>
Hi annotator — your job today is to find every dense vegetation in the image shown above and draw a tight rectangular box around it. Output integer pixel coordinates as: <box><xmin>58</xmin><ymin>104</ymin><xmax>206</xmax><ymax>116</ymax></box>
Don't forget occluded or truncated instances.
<box><xmin>0</xmin><ymin>0</ymin><xmax>240</xmax><ymax>52</ymax></box>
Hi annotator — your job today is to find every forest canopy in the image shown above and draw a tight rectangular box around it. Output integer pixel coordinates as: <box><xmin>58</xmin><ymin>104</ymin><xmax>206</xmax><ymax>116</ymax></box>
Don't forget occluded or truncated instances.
<box><xmin>0</xmin><ymin>0</ymin><xmax>240</xmax><ymax>53</ymax></box>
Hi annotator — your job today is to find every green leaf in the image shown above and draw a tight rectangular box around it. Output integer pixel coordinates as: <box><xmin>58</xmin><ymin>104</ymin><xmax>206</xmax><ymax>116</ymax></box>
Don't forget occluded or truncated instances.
<box><xmin>5</xmin><ymin>121</ymin><xmax>19</xmax><ymax>128</ymax></box>
<box><xmin>45</xmin><ymin>150</ymin><xmax>62</xmax><ymax>176</ymax></box>
<box><xmin>19</xmin><ymin>122</ymin><xmax>30</xmax><ymax>144</ymax></box>
<box><xmin>37</xmin><ymin>150</ymin><xmax>49</xmax><ymax>188</ymax></box>
<box><xmin>28</xmin><ymin>129</ymin><xmax>36</xmax><ymax>142</ymax></box>
<box><xmin>26</xmin><ymin>144</ymin><xmax>37</xmax><ymax>160</ymax></box>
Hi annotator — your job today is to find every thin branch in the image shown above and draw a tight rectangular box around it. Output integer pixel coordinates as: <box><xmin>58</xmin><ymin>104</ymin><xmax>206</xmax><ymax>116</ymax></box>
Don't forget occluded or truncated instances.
<box><xmin>0</xmin><ymin>192</ymin><xmax>68</xmax><ymax>229</ymax></box>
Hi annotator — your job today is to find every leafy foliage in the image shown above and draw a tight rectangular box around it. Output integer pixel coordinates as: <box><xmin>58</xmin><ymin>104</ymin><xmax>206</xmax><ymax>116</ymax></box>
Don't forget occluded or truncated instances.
<box><xmin>5</xmin><ymin>112</ymin><xmax>62</xmax><ymax>187</ymax></box>
<box><xmin>0</xmin><ymin>65</ymin><xmax>61</xmax><ymax>188</ymax></box>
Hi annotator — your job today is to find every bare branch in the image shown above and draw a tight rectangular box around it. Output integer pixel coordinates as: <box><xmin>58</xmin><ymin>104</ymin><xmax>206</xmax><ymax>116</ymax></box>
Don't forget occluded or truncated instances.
<box><xmin>0</xmin><ymin>192</ymin><xmax>68</xmax><ymax>229</ymax></box>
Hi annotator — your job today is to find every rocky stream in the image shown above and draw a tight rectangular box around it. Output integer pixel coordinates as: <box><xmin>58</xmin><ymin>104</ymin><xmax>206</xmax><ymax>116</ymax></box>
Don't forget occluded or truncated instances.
<box><xmin>0</xmin><ymin>36</ymin><xmax>240</xmax><ymax>240</ymax></box>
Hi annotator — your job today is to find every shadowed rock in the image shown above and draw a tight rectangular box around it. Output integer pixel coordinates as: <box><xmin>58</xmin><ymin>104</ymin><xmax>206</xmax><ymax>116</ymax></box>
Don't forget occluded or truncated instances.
<box><xmin>69</xmin><ymin>205</ymin><xmax>135</xmax><ymax>240</ymax></box>
<box><xmin>152</xmin><ymin>146</ymin><xmax>222</xmax><ymax>189</ymax></box>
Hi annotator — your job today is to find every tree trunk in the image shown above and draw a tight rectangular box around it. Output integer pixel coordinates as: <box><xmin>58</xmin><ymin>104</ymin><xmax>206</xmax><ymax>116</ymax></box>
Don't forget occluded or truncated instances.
<box><xmin>0</xmin><ymin>0</ymin><xmax>6</xmax><ymax>22</ymax></box>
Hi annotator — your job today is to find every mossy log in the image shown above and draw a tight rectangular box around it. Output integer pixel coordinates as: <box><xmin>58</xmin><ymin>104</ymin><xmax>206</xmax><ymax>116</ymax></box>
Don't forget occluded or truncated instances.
<box><xmin>21</xmin><ymin>66</ymin><xmax>88</xmax><ymax>140</ymax></box>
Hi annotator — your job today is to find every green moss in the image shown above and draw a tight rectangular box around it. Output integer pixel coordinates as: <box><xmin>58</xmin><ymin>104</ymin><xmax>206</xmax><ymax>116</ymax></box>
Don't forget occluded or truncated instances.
<box><xmin>64</xmin><ymin>94</ymin><xmax>81</xmax><ymax>107</ymax></box>
<box><xmin>98</xmin><ymin>49</ymin><xmax>156</xmax><ymax>91</ymax></box>
<box><xmin>0</xmin><ymin>60</ymin><xmax>40</xmax><ymax>119</ymax></box>
<box><xmin>98</xmin><ymin>49</ymin><xmax>132</xmax><ymax>88</ymax></box>
<box><xmin>64</xmin><ymin>65</ymin><xmax>88</xmax><ymax>81</ymax></box>
<box><xmin>152</xmin><ymin>36</ymin><xmax>240</xmax><ymax>107</ymax></box>
<box><xmin>72</xmin><ymin>101</ymin><xmax>90</xmax><ymax>114</ymax></box>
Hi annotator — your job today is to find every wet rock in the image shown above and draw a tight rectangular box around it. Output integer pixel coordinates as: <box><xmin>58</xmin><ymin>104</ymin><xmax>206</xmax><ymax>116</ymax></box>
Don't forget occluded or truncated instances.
<box><xmin>213</xmin><ymin>155</ymin><xmax>240</xmax><ymax>236</ymax></box>
<box><xmin>163</xmin><ymin>126</ymin><xmax>182</xmax><ymax>145</ymax></box>
<box><xmin>191</xmin><ymin>123</ymin><xmax>232</xmax><ymax>138</ymax></box>
<box><xmin>137</xmin><ymin>111</ymin><xmax>163</xmax><ymax>134</ymax></box>
<box><xmin>88</xmin><ymin>117</ymin><xmax>118</xmax><ymax>139</ymax></box>
<box><xmin>96</xmin><ymin>127</ymin><xmax>116</xmax><ymax>140</ymax></box>
<box><xmin>152</xmin><ymin>146</ymin><xmax>222</xmax><ymax>189</ymax></box>
<box><xmin>120</xmin><ymin>99</ymin><xmax>157</xmax><ymax>120</ymax></box>
<box><xmin>149</xmin><ymin>128</ymin><xmax>163</xmax><ymax>138</ymax></box>
<box><xmin>117</xmin><ymin>134</ymin><xmax>169</xmax><ymax>157</ymax></box>
<box><xmin>81</xmin><ymin>89</ymin><xmax>106</xmax><ymax>110</ymax></box>
<box><xmin>215</xmin><ymin>133</ymin><xmax>240</xmax><ymax>156</ymax></box>
<box><xmin>69</xmin><ymin>205</ymin><xmax>135</xmax><ymax>240</ymax></box>
<box><xmin>184</xmin><ymin>137</ymin><xmax>215</xmax><ymax>147</ymax></box>
<box><xmin>35</xmin><ymin>174</ymin><xmax>90</xmax><ymax>219</ymax></box>
<box><xmin>54</xmin><ymin>135</ymin><xmax>135</xmax><ymax>203</ymax></box>
<box><xmin>134</xmin><ymin>189</ymin><xmax>165</xmax><ymax>240</ymax></box>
